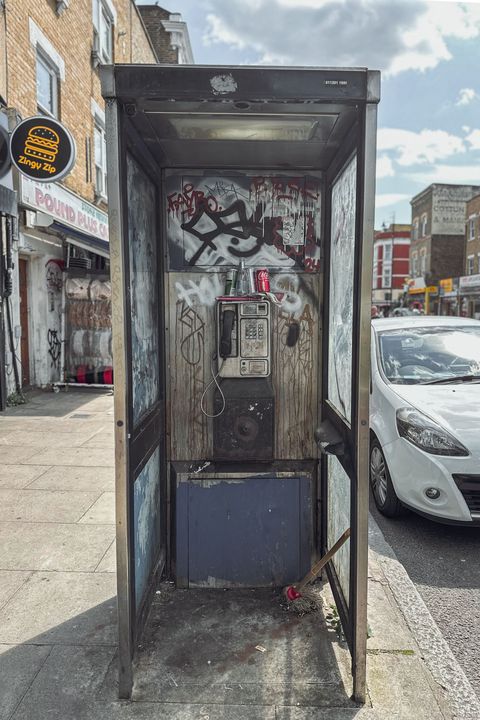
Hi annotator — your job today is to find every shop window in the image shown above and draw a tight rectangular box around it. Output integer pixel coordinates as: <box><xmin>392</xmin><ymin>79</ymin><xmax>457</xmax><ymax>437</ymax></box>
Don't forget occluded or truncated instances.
<box><xmin>92</xmin><ymin>0</ymin><xmax>115</xmax><ymax>65</ymax></box>
<box><xmin>467</xmin><ymin>255</ymin><xmax>475</xmax><ymax>275</ymax></box>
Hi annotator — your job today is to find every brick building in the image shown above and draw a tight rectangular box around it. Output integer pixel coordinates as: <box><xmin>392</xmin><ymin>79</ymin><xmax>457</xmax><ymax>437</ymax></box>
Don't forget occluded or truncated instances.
<box><xmin>138</xmin><ymin>5</ymin><xmax>193</xmax><ymax>64</ymax></box>
<box><xmin>0</xmin><ymin>1</ymin><xmax>192</xmax><ymax>407</ymax></box>
<box><xmin>372</xmin><ymin>223</ymin><xmax>410</xmax><ymax>311</ymax></box>
<box><xmin>409</xmin><ymin>183</ymin><xmax>480</xmax><ymax>312</ymax></box>
<box><xmin>459</xmin><ymin>192</ymin><xmax>480</xmax><ymax>318</ymax></box>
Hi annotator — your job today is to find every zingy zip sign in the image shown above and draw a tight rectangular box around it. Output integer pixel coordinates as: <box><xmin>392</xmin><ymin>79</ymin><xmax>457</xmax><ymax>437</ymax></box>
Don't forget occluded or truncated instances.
<box><xmin>9</xmin><ymin>116</ymin><xmax>76</xmax><ymax>182</ymax></box>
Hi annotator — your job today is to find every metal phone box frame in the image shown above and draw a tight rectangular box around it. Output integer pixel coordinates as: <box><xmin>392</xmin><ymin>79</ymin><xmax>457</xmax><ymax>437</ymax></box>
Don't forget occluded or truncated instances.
<box><xmin>101</xmin><ymin>64</ymin><xmax>379</xmax><ymax>702</ymax></box>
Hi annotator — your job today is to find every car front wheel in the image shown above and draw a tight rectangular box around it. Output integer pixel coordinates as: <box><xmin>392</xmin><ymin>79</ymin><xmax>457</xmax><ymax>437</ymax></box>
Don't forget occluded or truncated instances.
<box><xmin>370</xmin><ymin>439</ymin><xmax>403</xmax><ymax>517</ymax></box>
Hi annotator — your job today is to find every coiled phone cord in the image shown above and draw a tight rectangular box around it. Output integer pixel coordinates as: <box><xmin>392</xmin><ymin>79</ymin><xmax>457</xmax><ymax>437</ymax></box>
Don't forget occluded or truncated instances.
<box><xmin>200</xmin><ymin>354</ymin><xmax>226</xmax><ymax>418</ymax></box>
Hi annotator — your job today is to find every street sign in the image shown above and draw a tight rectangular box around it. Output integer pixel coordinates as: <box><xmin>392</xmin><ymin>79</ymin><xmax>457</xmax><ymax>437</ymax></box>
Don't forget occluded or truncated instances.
<box><xmin>9</xmin><ymin>116</ymin><xmax>76</xmax><ymax>182</ymax></box>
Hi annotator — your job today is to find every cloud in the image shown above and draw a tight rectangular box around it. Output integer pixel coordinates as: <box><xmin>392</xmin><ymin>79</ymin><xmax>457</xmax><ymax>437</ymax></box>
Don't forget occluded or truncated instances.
<box><xmin>375</xmin><ymin>193</ymin><xmax>410</xmax><ymax>208</ymax></box>
<box><xmin>466</xmin><ymin>129</ymin><xmax>480</xmax><ymax>149</ymax></box>
<box><xmin>376</xmin><ymin>155</ymin><xmax>395</xmax><ymax>178</ymax></box>
<box><xmin>408</xmin><ymin>164</ymin><xmax>480</xmax><ymax>185</ymax></box>
<box><xmin>203</xmin><ymin>0</ymin><xmax>480</xmax><ymax>75</ymax></box>
<box><xmin>456</xmin><ymin>88</ymin><xmax>477</xmax><ymax>106</ymax></box>
<box><xmin>377</xmin><ymin>128</ymin><xmax>465</xmax><ymax>166</ymax></box>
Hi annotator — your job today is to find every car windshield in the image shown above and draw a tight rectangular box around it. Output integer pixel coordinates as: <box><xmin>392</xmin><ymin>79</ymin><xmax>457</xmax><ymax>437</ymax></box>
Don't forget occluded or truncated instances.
<box><xmin>377</xmin><ymin>325</ymin><xmax>480</xmax><ymax>385</ymax></box>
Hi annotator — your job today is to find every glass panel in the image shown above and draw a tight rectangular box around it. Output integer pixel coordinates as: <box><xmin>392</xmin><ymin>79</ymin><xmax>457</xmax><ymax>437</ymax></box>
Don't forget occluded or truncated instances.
<box><xmin>328</xmin><ymin>155</ymin><xmax>356</xmax><ymax>422</ymax></box>
<box><xmin>127</xmin><ymin>154</ymin><xmax>159</xmax><ymax>424</ymax></box>
<box><xmin>168</xmin><ymin>115</ymin><xmax>337</xmax><ymax>142</ymax></box>
<box><xmin>327</xmin><ymin>455</ymin><xmax>351</xmax><ymax>605</ymax></box>
<box><xmin>36</xmin><ymin>55</ymin><xmax>54</xmax><ymax>114</ymax></box>
<box><xmin>133</xmin><ymin>448</ymin><xmax>161</xmax><ymax>610</ymax></box>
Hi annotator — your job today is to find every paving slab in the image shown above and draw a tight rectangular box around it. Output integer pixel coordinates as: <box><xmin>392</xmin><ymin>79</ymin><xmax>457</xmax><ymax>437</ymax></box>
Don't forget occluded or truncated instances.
<box><xmin>0</xmin><ymin>522</ymin><xmax>115</xmax><ymax>571</ymax></box>
<box><xmin>0</xmin><ymin>446</ymin><xmax>42</xmax><ymax>464</ymax></box>
<box><xmin>78</xmin><ymin>492</ymin><xmax>115</xmax><ymax>524</ymax></box>
<box><xmin>0</xmin><ymin>643</ymin><xmax>52</xmax><ymax>720</ymax></box>
<box><xmin>11</xmin><ymin>645</ymin><xmax>277</xmax><ymax>720</ymax></box>
<box><xmin>0</xmin><ymin>572</ymin><xmax>117</xmax><ymax>645</ymax></box>
<box><xmin>27</xmin><ymin>465</ymin><xmax>114</xmax><ymax>492</ymax></box>
<box><xmin>0</xmin><ymin>418</ymin><xmax>108</xmax><ymax>433</ymax></box>
<box><xmin>0</xmin><ymin>430</ymin><xmax>99</xmax><ymax>447</ymax></box>
<box><xmin>81</xmin><ymin>433</ymin><xmax>115</xmax><ymax>449</ymax></box>
<box><xmin>22</xmin><ymin>447</ymin><xmax>114</xmax><ymax>467</ymax></box>
<box><xmin>366</xmin><ymin>580</ymin><xmax>414</xmax><ymax>653</ymax></box>
<box><xmin>0</xmin><ymin>489</ymin><xmax>101</xmax><ymax>524</ymax></box>
<box><xmin>0</xmin><ymin>465</ymin><xmax>49</xmax><ymax>489</ymax></box>
<box><xmin>366</xmin><ymin>653</ymin><xmax>445</xmax><ymax>720</ymax></box>
<box><xmin>0</xmin><ymin>571</ymin><xmax>32</xmax><ymax>609</ymax></box>
<box><xmin>95</xmin><ymin>541</ymin><xmax>116</xmax><ymax>573</ymax></box>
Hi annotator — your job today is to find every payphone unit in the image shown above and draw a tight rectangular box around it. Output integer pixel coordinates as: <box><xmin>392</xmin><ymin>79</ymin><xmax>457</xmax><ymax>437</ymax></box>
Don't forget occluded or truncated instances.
<box><xmin>217</xmin><ymin>299</ymin><xmax>271</xmax><ymax>378</ymax></box>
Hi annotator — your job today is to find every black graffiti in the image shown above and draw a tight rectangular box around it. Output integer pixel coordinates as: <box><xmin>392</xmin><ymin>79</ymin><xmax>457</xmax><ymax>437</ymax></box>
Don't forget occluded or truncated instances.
<box><xmin>181</xmin><ymin>199</ymin><xmax>316</xmax><ymax>267</ymax></box>
<box><xmin>47</xmin><ymin>329</ymin><xmax>61</xmax><ymax>369</ymax></box>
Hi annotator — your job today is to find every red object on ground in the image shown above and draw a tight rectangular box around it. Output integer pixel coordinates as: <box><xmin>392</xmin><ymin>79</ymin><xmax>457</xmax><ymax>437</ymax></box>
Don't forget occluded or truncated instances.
<box><xmin>77</xmin><ymin>365</ymin><xmax>86</xmax><ymax>383</ymax></box>
<box><xmin>285</xmin><ymin>586</ymin><xmax>301</xmax><ymax>601</ymax></box>
<box><xmin>104</xmin><ymin>367</ymin><xmax>113</xmax><ymax>384</ymax></box>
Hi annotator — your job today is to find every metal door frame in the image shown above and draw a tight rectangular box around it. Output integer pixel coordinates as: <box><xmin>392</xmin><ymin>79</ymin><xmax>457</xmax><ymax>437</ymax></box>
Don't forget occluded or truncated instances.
<box><xmin>105</xmin><ymin>99</ymin><xmax>168</xmax><ymax>698</ymax></box>
<box><xmin>320</xmin><ymin>74</ymin><xmax>378</xmax><ymax>702</ymax></box>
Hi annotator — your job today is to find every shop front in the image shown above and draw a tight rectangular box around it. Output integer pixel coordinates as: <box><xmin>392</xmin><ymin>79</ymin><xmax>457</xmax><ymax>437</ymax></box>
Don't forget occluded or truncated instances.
<box><xmin>459</xmin><ymin>274</ymin><xmax>480</xmax><ymax>319</ymax></box>
<box><xmin>438</xmin><ymin>277</ymin><xmax>459</xmax><ymax>316</ymax></box>
<box><xmin>17</xmin><ymin>176</ymin><xmax>111</xmax><ymax>388</ymax></box>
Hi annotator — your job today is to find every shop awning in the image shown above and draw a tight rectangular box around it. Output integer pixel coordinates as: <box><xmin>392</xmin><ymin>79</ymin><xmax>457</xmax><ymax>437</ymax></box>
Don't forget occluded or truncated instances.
<box><xmin>53</xmin><ymin>222</ymin><xmax>110</xmax><ymax>259</ymax></box>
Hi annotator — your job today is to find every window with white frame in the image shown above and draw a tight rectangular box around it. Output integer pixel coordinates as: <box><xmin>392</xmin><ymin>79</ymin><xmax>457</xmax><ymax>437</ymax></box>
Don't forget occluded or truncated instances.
<box><xmin>36</xmin><ymin>51</ymin><xmax>59</xmax><ymax>116</ymax></box>
<box><xmin>412</xmin><ymin>219</ymin><xmax>419</xmax><ymax>242</ymax></box>
<box><xmin>421</xmin><ymin>214</ymin><xmax>427</xmax><ymax>237</ymax></box>
<box><xmin>382</xmin><ymin>265</ymin><xmax>392</xmax><ymax>288</ymax></box>
<box><xmin>467</xmin><ymin>254</ymin><xmax>475</xmax><ymax>275</ymax></box>
<box><xmin>92</xmin><ymin>0</ymin><xmax>114</xmax><ymax>64</ymax></box>
<box><xmin>94</xmin><ymin>118</ymin><xmax>107</xmax><ymax>198</ymax></box>
<box><xmin>383</xmin><ymin>243</ymin><xmax>392</xmax><ymax>261</ymax></box>
<box><xmin>411</xmin><ymin>251</ymin><xmax>418</xmax><ymax>277</ymax></box>
<box><xmin>30</xmin><ymin>19</ymin><xmax>65</xmax><ymax>119</ymax></box>
<box><xmin>420</xmin><ymin>249</ymin><xmax>427</xmax><ymax>275</ymax></box>
<box><xmin>469</xmin><ymin>218</ymin><xmax>475</xmax><ymax>241</ymax></box>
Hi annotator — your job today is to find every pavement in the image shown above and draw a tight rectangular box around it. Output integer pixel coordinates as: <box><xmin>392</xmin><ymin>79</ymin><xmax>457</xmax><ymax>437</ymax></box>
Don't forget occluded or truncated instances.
<box><xmin>0</xmin><ymin>388</ymin><xmax>479</xmax><ymax>720</ymax></box>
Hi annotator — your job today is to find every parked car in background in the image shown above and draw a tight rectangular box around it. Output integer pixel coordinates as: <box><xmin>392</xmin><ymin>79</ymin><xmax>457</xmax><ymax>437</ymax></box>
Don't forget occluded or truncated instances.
<box><xmin>370</xmin><ymin>316</ymin><xmax>480</xmax><ymax>524</ymax></box>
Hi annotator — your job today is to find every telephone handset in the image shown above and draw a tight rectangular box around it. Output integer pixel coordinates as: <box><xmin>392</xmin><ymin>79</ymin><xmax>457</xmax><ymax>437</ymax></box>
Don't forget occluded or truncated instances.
<box><xmin>217</xmin><ymin>300</ymin><xmax>271</xmax><ymax>377</ymax></box>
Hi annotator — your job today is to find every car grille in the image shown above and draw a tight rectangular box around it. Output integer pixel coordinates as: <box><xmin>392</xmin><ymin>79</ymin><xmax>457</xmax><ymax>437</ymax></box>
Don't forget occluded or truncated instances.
<box><xmin>453</xmin><ymin>474</ymin><xmax>480</xmax><ymax>514</ymax></box>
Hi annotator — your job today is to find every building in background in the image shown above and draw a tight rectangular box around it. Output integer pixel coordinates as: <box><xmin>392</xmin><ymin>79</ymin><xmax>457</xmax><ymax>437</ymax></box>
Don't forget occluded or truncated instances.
<box><xmin>138</xmin><ymin>5</ymin><xmax>193</xmax><ymax>63</ymax></box>
<box><xmin>372</xmin><ymin>223</ymin><xmax>410</xmax><ymax>312</ymax></box>
<box><xmin>409</xmin><ymin>183</ymin><xmax>480</xmax><ymax>313</ymax></box>
<box><xmin>0</xmin><ymin>1</ymin><xmax>192</xmax><ymax>407</ymax></box>
<box><xmin>458</xmin><ymin>192</ymin><xmax>480</xmax><ymax>318</ymax></box>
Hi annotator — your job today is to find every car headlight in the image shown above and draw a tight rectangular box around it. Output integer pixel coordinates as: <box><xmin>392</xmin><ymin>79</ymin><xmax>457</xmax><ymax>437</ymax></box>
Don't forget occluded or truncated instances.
<box><xmin>396</xmin><ymin>407</ymin><xmax>469</xmax><ymax>456</ymax></box>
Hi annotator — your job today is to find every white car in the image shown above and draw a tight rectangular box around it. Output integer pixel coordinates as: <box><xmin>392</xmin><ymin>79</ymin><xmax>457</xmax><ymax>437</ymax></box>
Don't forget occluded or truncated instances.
<box><xmin>370</xmin><ymin>316</ymin><xmax>480</xmax><ymax>525</ymax></box>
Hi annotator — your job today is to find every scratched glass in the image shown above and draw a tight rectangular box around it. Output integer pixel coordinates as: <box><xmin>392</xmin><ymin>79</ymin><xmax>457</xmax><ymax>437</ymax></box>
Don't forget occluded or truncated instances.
<box><xmin>328</xmin><ymin>156</ymin><xmax>357</xmax><ymax>424</ymax></box>
<box><xmin>327</xmin><ymin>455</ymin><xmax>351</xmax><ymax>605</ymax></box>
<box><xmin>127</xmin><ymin>153</ymin><xmax>160</xmax><ymax>424</ymax></box>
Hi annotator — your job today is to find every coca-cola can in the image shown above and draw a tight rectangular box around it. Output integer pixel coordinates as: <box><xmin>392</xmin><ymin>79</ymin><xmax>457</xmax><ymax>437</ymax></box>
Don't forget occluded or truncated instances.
<box><xmin>255</xmin><ymin>269</ymin><xmax>270</xmax><ymax>293</ymax></box>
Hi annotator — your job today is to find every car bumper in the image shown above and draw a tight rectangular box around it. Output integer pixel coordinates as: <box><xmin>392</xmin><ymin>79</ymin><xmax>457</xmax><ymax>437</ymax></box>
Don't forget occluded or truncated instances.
<box><xmin>382</xmin><ymin>437</ymin><xmax>478</xmax><ymax>523</ymax></box>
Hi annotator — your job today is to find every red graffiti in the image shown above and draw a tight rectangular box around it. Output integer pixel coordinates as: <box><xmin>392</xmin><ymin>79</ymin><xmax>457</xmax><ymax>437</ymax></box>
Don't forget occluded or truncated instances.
<box><xmin>167</xmin><ymin>183</ymin><xmax>219</xmax><ymax>218</ymax></box>
<box><xmin>304</xmin><ymin>258</ymin><xmax>321</xmax><ymax>273</ymax></box>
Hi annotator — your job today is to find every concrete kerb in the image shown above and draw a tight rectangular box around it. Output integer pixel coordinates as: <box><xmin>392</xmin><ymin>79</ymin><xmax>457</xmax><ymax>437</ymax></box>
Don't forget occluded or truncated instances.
<box><xmin>368</xmin><ymin>516</ymin><xmax>480</xmax><ymax>720</ymax></box>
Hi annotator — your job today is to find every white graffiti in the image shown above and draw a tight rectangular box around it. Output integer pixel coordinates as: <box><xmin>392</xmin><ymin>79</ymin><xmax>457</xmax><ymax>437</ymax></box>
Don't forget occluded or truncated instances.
<box><xmin>271</xmin><ymin>273</ymin><xmax>304</xmax><ymax>317</ymax></box>
<box><xmin>175</xmin><ymin>274</ymin><xmax>224</xmax><ymax>308</ymax></box>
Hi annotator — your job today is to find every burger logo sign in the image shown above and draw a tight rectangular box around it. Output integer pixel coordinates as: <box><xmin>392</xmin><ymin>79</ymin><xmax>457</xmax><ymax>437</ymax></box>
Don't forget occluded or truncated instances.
<box><xmin>10</xmin><ymin>116</ymin><xmax>76</xmax><ymax>182</ymax></box>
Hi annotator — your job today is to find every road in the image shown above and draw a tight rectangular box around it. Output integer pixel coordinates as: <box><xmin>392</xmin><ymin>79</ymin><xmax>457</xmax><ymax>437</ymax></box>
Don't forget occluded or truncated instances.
<box><xmin>370</xmin><ymin>500</ymin><xmax>480</xmax><ymax>698</ymax></box>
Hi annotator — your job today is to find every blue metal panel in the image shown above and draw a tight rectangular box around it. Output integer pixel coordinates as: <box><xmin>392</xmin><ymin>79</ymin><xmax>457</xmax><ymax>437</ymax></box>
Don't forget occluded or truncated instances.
<box><xmin>177</xmin><ymin>475</ymin><xmax>312</xmax><ymax>588</ymax></box>
<box><xmin>133</xmin><ymin>448</ymin><xmax>161</xmax><ymax>609</ymax></box>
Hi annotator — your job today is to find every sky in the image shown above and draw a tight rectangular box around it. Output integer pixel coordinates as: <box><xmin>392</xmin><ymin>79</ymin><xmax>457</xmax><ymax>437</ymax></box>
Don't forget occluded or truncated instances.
<box><xmin>138</xmin><ymin>0</ymin><xmax>480</xmax><ymax>229</ymax></box>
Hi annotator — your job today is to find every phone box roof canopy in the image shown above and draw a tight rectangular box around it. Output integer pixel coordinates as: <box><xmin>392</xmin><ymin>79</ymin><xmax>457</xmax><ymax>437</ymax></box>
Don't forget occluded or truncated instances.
<box><xmin>100</xmin><ymin>65</ymin><xmax>380</xmax><ymax>170</ymax></box>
